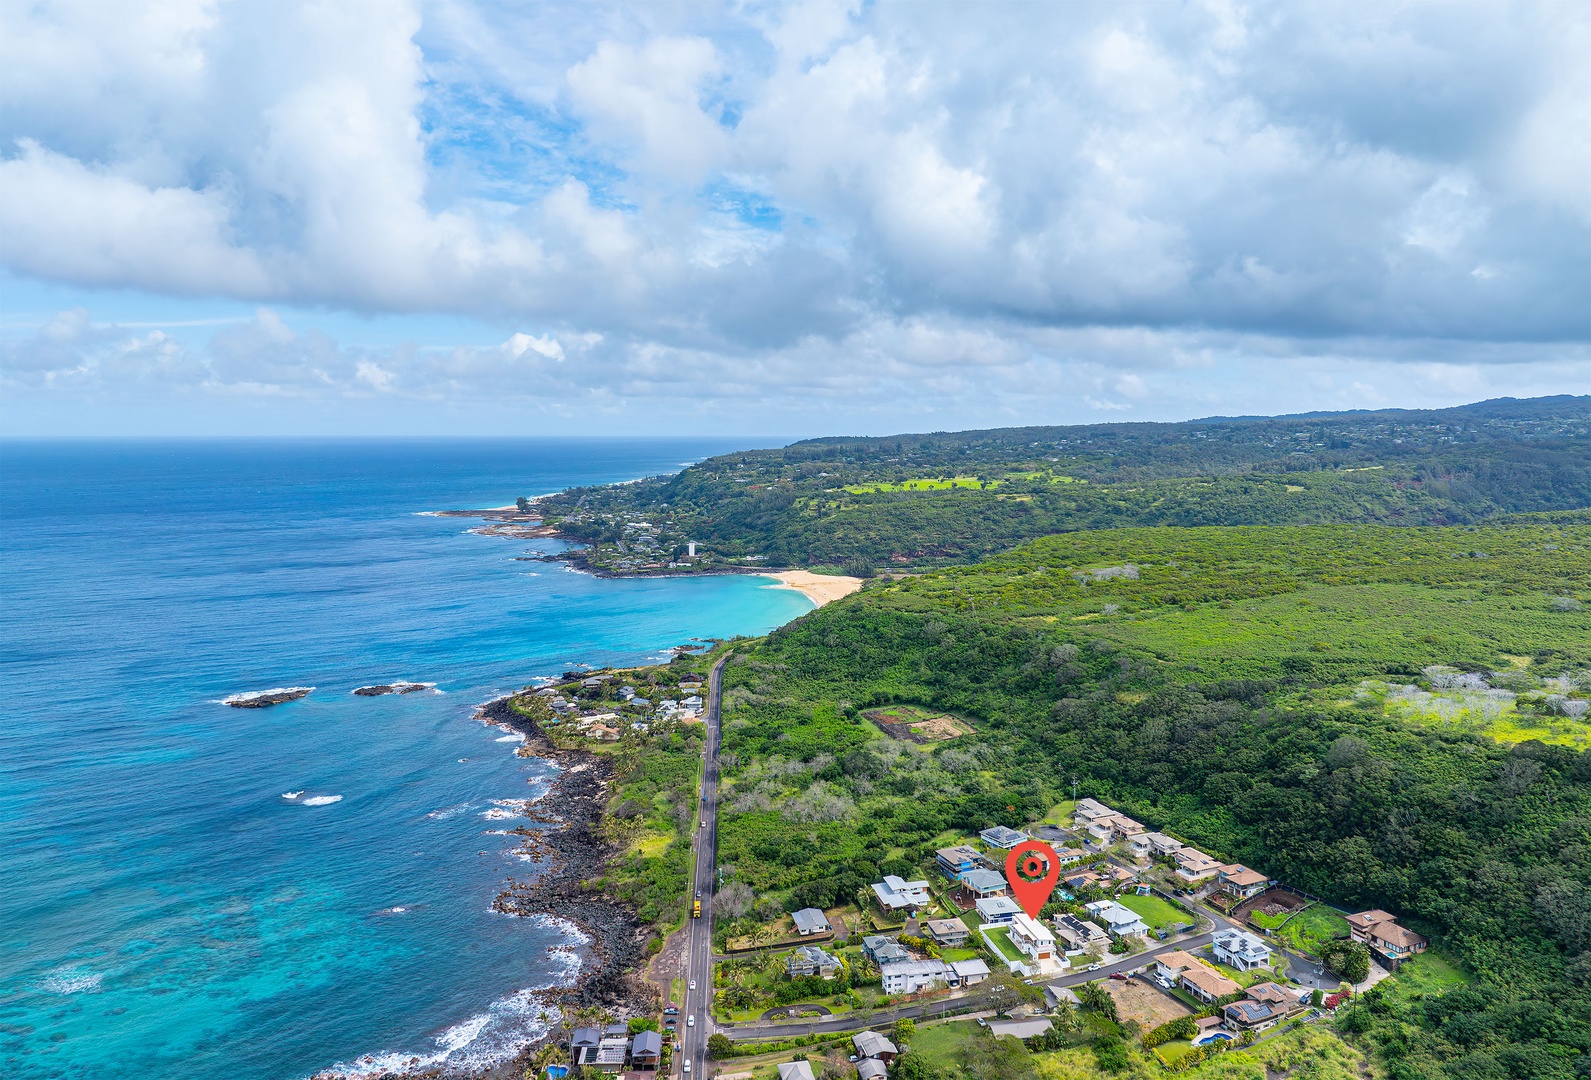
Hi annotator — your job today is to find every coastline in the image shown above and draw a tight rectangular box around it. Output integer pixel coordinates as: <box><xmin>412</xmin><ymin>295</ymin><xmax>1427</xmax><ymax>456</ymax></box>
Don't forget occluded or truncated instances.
<box><xmin>438</xmin><ymin>506</ymin><xmax>866</xmax><ymax>606</ymax></box>
<box><xmin>471</xmin><ymin>695</ymin><xmax>654</xmax><ymax>1077</ymax></box>
<box><xmin>760</xmin><ymin>569</ymin><xmax>864</xmax><ymax>608</ymax></box>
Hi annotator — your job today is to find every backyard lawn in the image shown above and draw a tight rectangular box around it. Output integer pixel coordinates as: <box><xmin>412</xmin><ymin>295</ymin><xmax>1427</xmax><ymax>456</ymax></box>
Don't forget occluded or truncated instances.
<box><xmin>983</xmin><ymin>927</ymin><xmax>1026</xmax><ymax>964</ymax></box>
<box><xmin>1119</xmin><ymin>893</ymin><xmax>1187</xmax><ymax>930</ymax></box>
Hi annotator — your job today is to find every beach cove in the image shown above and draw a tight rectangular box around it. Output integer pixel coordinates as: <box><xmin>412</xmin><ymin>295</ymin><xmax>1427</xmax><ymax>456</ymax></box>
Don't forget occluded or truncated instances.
<box><xmin>0</xmin><ymin>438</ymin><xmax>814</xmax><ymax>1080</ymax></box>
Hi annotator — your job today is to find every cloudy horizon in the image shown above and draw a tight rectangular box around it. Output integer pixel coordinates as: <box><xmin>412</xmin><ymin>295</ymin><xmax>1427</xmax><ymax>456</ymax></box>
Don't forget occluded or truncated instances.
<box><xmin>2</xmin><ymin>0</ymin><xmax>1587</xmax><ymax>437</ymax></box>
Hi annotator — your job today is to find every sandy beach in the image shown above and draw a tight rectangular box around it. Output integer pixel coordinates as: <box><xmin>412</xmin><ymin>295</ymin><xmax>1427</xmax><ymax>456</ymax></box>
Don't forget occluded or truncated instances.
<box><xmin>764</xmin><ymin>570</ymin><xmax>864</xmax><ymax>607</ymax></box>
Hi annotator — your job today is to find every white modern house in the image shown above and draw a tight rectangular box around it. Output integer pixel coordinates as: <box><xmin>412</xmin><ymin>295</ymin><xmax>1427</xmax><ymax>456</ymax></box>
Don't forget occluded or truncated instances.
<box><xmin>1083</xmin><ymin>899</ymin><xmax>1149</xmax><ymax>938</ymax></box>
<box><xmin>879</xmin><ymin>959</ymin><xmax>950</xmax><ymax>995</ymax></box>
<box><xmin>1212</xmin><ymin>928</ymin><xmax>1273</xmax><ymax>971</ymax></box>
<box><xmin>1008</xmin><ymin>912</ymin><xmax>1057</xmax><ymax>962</ymax></box>
<box><xmin>870</xmin><ymin>875</ymin><xmax>932</xmax><ymax>911</ymax></box>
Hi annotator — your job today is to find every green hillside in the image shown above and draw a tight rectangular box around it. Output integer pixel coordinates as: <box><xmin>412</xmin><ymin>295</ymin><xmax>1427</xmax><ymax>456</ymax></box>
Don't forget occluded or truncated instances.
<box><xmin>533</xmin><ymin>397</ymin><xmax>1591</xmax><ymax>572</ymax></box>
<box><xmin>711</xmin><ymin>519</ymin><xmax>1591</xmax><ymax>1079</ymax></box>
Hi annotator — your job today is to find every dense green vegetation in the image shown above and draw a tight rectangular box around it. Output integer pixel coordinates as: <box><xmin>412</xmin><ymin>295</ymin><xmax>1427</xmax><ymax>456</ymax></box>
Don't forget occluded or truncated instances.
<box><xmin>534</xmin><ymin>397</ymin><xmax>1591</xmax><ymax>571</ymax></box>
<box><xmin>711</xmin><ymin>520</ymin><xmax>1591</xmax><ymax>1080</ymax></box>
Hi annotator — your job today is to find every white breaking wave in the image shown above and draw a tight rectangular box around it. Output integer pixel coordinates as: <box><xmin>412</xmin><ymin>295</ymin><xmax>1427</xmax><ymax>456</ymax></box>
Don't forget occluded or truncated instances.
<box><xmin>282</xmin><ymin>791</ymin><xmax>304</xmax><ymax>800</ymax></box>
<box><xmin>301</xmin><ymin>795</ymin><xmax>343</xmax><ymax>806</ymax></box>
<box><xmin>495</xmin><ymin>734</ymin><xmax>523</xmax><ymax>743</ymax></box>
<box><xmin>309</xmin><ymin>948</ymin><xmax>582</xmax><ymax>1079</ymax></box>
<box><xmin>40</xmin><ymin>967</ymin><xmax>103</xmax><ymax>994</ymax></box>
<box><xmin>426</xmin><ymin>803</ymin><xmax>472</xmax><ymax>820</ymax></box>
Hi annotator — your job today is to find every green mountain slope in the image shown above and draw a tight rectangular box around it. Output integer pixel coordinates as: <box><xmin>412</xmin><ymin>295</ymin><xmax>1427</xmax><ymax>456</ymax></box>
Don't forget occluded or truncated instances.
<box><xmin>535</xmin><ymin>397</ymin><xmax>1591</xmax><ymax>571</ymax></box>
<box><xmin>713</xmin><ymin>519</ymin><xmax>1591</xmax><ymax>1078</ymax></box>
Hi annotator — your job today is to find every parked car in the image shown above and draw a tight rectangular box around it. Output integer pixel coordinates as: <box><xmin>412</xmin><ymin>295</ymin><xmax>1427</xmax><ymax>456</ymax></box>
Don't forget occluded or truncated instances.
<box><xmin>1109</xmin><ymin>972</ymin><xmax>1128</xmax><ymax>981</ymax></box>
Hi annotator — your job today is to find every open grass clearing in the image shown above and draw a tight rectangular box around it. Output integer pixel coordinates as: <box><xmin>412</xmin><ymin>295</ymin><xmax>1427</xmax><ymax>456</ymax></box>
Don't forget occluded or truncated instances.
<box><xmin>1272</xmin><ymin>904</ymin><xmax>1350</xmax><ymax>956</ymax></box>
<box><xmin>1118</xmin><ymin>893</ymin><xmax>1186</xmax><ymax>930</ymax></box>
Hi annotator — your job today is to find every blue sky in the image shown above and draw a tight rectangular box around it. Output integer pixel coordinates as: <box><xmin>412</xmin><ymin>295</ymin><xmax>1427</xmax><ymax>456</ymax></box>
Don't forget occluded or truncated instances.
<box><xmin>2</xmin><ymin>0</ymin><xmax>1587</xmax><ymax>436</ymax></box>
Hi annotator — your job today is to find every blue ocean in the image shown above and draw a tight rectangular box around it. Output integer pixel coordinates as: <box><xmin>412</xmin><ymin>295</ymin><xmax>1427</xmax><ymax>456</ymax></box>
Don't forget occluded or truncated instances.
<box><xmin>0</xmin><ymin>439</ymin><xmax>811</xmax><ymax>1080</ymax></box>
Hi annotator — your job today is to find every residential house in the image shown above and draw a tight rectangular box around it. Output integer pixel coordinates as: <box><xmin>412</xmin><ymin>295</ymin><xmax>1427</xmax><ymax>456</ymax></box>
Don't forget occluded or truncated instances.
<box><xmin>1083</xmin><ymin>900</ymin><xmax>1149</xmax><ymax>938</ymax></box>
<box><xmin>1144</xmin><ymin>832</ymin><xmax>1185</xmax><ymax>857</ymax></box>
<box><xmin>854</xmin><ymin>1060</ymin><xmax>888</xmax><ymax>1080</ymax></box>
<box><xmin>786</xmin><ymin>945</ymin><xmax>842</xmax><ymax>979</ymax></box>
<box><xmin>1095</xmin><ymin>865</ymin><xmax>1136</xmax><ymax>887</ymax></box>
<box><xmin>1216</xmin><ymin>864</ymin><xmax>1270</xmax><ymax>900</ymax></box>
<box><xmin>1178</xmin><ymin>963</ymin><xmax>1242</xmax><ymax>1004</ymax></box>
<box><xmin>861</xmin><ymin>935</ymin><xmax>909</xmax><ymax>965</ymax></box>
<box><xmin>975</xmin><ymin>895</ymin><xmax>1022</xmax><ymax>926</ymax></box>
<box><xmin>1347</xmin><ymin>910</ymin><xmax>1429</xmax><ymax>966</ymax></box>
<box><xmin>1044</xmin><ymin>984</ymin><xmax>1082</xmax><ymax>1010</ymax></box>
<box><xmin>588</xmin><ymin>724</ymin><xmax>621</xmax><ymax>742</ymax></box>
<box><xmin>958</xmin><ymin>868</ymin><xmax>1009</xmax><ymax>903</ymax></box>
<box><xmin>935</xmin><ymin>844</ymin><xmax>983</xmax><ymax>881</ymax></box>
<box><xmin>1152</xmin><ymin>950</ymin><xmax>1204</xmax><ymax>986</ymax></box>
<box><xmin>871</xmin><ymin>875</ymin><xmax>932</xmax><ymax>911</ymax></box>
<box><xmin>979</xmin><ymin>825</ymin><xmax>1030</xmax><ymax>848</ymax></box>
<box><xmin>791</xmin><ymin>908</ymin><xmax>831</xmax><ymax>936</ymax></box>
<box><xmin>1062</xmin><ymin>869</ymin><xmax>1099</xmax><ymax>891</ymax></box>
<box><xmin>987</xmin><ymin>1018</ymin><xmax>1054</xmax><ymax>1039</ymax></box>
<box><xmin>777</xmin><ymin>1062</ymin><xmax>816</xmax><ymax>1080</ymax></box>
<box><xmin>1222</xmin><ymin>990</ymin><xmax>1304</xmax><ymax>1031</ymax></box>
<box><xmin>1212</xmin><ymin>928</ymin><xmax>1272</xmax><ymax>971</ymax></box>
<box><xmin>1052</xmin><ymin>847</ymin><xmax>1087</xmax><ymax>867</ymax></box>
<box><xmin>570</xmin><ymin>1028</ymin><xmax>601</xmax><ymax>1066</ymax></box>
<box><xmin>1173</xmin><ymin>848</ymin><xmax>1223</xmax><ymax>884</ymax></box>
<box><xmin>880</xmin><ymin>959</ymin><xmax>950</xmax><ymax>995</ymax></box>
<box><xmin>594</xmin><ymin>1026</ymin><xmax>628</xmax><ymax>1072</ymax></box>
<box><xmin>1008</xmin><ymin>913</ymin><xmax>1057</xmax><ymax>962</ymax></box>
<box><xmin>1246</xmin><ymin>982</ymin><xmax>1309</xmax><ymax>1008</ymax></box>
<box><xmin>1127</xmin><ymin>835</ymin><xmax>1153</xmax><ymax>861</ymax></box>
<box><xmin>628</xmin><ymin>1030</ymin><xmax>662</xmax><ymax>1072</ymax></box>
<box><xmin>853</xmin><ymin>1030</ymin><xmax>900</xmax><ymax>1064</ymax></box>
<box><xmin>948</xmin><ymin>958</ymin><xmax>991</xmax><ymax>987</ymax></box>
<box><xmin>1073</xmin><ymin>798</ymin><xmax>1117</xmax><ymax>828</ymax></box>
<box><xmin>1108</xmin><ymin>815</ymin><xmax>1147</xmax><ymax>842</ymax></box>
<box><xmin>924</xmin><ymin>918</ymin><xmax>970</xmax><ymax>947</ymax></box>
<box><xmin>1053</xmin><ymin>913</ymin><xmax>1109</xmax><ymax>951</ymax></box>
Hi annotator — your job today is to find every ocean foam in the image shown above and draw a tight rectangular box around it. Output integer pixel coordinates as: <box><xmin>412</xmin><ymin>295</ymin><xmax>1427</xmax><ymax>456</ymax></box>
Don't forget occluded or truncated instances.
<box><xmin>301</xmin><ymin>795</ymin><xmax>343</xmax><ymax>806</ymax></box>
<box><xmin>40</xmin><ymin>967</ymin><xmax>103</xmax><ymax>994</ymax></box>
<box><xmin>311</xmin><ymin>974</ymin><xmax>574</xmax><ymax>1079</ymax></box>
<box><xmin>494</xmin><ymin>734</ymin><xmax>523</xmax><ymax>743</ymax></box>
<box><xmin>425</xmin><ymin>803</ymin><xmax>471</xmax><ymax>820</ymax></box>
<box><xmin>282</xmin><ymin>791</ymin><xmax>304</xmax><ymax>799</ymax></box>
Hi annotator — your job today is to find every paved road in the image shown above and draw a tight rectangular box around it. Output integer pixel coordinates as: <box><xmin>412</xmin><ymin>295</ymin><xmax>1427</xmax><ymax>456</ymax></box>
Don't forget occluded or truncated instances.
<box><xmin>676</xmin><ymin>654</ymin><xmax>727</xmax><ymax>1076</ymax></box>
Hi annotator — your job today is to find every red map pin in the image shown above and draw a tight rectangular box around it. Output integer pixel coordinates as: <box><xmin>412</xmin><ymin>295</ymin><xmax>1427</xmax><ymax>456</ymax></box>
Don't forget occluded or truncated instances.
<box><xmin>1004</xmin><ymin>840</ymin><xmax>1062</xmax><ymax>919</ymax></box>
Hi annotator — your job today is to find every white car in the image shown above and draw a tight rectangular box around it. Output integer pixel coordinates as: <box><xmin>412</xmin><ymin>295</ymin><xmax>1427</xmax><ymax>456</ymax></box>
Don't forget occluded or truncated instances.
<box><xmin>687</xmin><ymin>1015</ymin><xmax>695</xmax><ymax>1027</ymax></box>
<box><xmin>683</xmin><ymin>1061</ymin><xmax>691</xmax><ymax>1074</ymax></box>
<box><xmin>689</xmin><ymin>980</ymin><xmax>696</xmax><ymax>991</ymax></box>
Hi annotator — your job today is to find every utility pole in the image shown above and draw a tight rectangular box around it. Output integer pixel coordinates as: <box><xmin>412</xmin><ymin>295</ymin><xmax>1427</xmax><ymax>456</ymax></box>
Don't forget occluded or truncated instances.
<box><xmin>1071</xmin><ymin>776</ymin><xmax>1078</xmax><ymax>803</ymax></box>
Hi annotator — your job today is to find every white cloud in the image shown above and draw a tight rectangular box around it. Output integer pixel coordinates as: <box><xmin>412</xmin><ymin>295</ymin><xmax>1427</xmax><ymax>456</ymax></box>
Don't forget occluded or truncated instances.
<box><xmin>0</xmin><ymin>0</ymin><xmax>1586</xmax><ymax>432</ymax></box>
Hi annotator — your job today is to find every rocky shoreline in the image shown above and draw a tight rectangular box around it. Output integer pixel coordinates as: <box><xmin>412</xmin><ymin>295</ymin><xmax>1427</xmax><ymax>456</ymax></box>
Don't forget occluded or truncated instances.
<box><xmin>465</xmin><ymin>695</ymin><xmax>656</xmax><ymax>1078</ymax></box>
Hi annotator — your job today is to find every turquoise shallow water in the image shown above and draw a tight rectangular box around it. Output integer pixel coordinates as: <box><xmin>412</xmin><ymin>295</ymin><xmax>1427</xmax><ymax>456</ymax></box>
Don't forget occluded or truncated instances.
<box><xmin>0</xmin><ymin>439</ymin><xmax>810</xmax><ymax>1080</ymax></box>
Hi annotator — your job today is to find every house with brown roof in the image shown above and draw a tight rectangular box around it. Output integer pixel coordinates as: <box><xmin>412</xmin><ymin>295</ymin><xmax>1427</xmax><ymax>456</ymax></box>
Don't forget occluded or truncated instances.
<box><xmin>1347</xmin><ymin>910</ymin><xmax>1428</xmax><ymax>967</ymax></box>
<box><xmin>1216</xmin><ymin>864</ymin><xmax>1270</xmax><ymax>900</ymax></box>
<box><xmin>1178</xmin><ymin>962</ymin><xmax>1241</xmax><ymax>1003</ymax></box>
<box><xmin>1173</xmin><ymin>848</ymin><xmax>1222</xmax><ymax>884</ymax></box>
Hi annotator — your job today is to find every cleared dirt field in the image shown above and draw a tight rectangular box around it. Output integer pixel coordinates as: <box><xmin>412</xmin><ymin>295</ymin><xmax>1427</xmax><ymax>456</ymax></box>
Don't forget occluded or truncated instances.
<box><xmin>863</xmin><ymin>704</ymin><xmax>976</xmax><ymax>742</ymax></box>
<box><xmin>1102</xmin><ymin>979</ymin><xmax>1193</xmax><ymax>1028</ymax></box>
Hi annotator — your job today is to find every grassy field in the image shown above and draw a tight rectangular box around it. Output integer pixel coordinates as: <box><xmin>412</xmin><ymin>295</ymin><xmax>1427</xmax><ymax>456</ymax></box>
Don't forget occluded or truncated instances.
<box><xmin>1272</xmin><ymin>904</ymin><xmax>1350</xmax><ymax>956</ymax></box>
<box><xmin>1384</xmin><ymin>950</ymin><xmax>1469</xmax><ymax>999</ymax></box>
<box><xmin>905</xmin><ymin>1019</ymin><xmax>981</xmax><ymax>1070</ymax></box>
<box><xmin>1118</xmin><ymin>893</ymin><xmax>1186</xmax><ymax>930</ymax></box>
